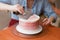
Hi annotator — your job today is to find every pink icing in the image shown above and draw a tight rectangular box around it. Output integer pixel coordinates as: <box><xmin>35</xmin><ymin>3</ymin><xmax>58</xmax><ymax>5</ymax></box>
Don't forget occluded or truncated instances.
<box><xmin>19</xmin><ymin>14</ymin><xmax>40</xmax><ymax>30</ymax></box>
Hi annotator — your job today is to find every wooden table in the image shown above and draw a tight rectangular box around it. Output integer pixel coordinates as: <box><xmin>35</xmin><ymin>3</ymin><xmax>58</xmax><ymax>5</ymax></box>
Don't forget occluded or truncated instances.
<box><xmin>0</xmin><ymin>23</ymin><xmax>60</xmax><ymax>40</ymax></box>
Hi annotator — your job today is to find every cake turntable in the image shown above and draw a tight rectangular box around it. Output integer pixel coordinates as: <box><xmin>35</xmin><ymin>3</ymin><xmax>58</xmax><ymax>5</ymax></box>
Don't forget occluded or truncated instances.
<box><xmin>15</xmin><ymin>14</ymin><xmax>42</xmax><ymax>35</ymax></box>
<box><xmin>16</xmin><ymin>25</ymin><xmax>42</xmax><ymax>35</ymax></box>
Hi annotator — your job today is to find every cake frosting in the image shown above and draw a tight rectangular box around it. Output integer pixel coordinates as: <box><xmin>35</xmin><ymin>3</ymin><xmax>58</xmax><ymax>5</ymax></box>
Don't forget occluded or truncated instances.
<box><xmin>19</xmin><ymin>14</ymin><xmax>40</xmax><ymax>30</ymax></box>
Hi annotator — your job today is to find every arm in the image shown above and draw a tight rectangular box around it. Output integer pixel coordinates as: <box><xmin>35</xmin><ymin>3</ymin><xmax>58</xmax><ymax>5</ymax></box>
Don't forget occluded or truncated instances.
<box><xmin>43</xmin><ymin>0</ymin><xmax>57</xmax><ymax>25</ymax></box>
<box><xmin>0</xmin><ymin>3</ymin><xmax>14</xmax><ymax>11</ymax></box>
<box><xmin>44</xmin><ymin>0</ymin><xmax>57</xmax><ymax>19</ymax></box>
<box><xmin>0</xmin><ymin>2</ymin><xmax>24</xmax><ymax>14</ymax></box>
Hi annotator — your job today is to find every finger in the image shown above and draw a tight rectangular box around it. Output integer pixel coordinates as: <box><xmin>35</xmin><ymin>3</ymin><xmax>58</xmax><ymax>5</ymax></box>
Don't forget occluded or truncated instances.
<box><xmin>45</xmin><ymin>18</ymin><xmax>52</xmax><ymax>25</ymax></box>
<box><xmin>42</xmin><ymin>18</ymin><xmax>48</xmax><ymax>22</ymax></box>
<box><xmin>17</xmin><ymin>5</ymin><xmax>24</xmax><ymax>14</ymax></box>
<box><xmin>43</xmin><ymin>19</ymin><xmax>50</xmax><ymax>25</ymax></box>
<box><xmin>45</xmin><ymin>21</ymin><xmax>50</xmax><ymax>25</ymax></box>
<box><xmin>43</xmin><ymin>20</ymin><xmax>51</xmax><ymax>25</ymax></box>
<box><xmin>17</xmin><ymin>8</ymin><xmax>24</xmax><ymax>14</ymax></box>
<box><xmin>17</xmin><ymin>9</ymin><xmax>22</xmax><ymax>14</ymax></box>
<box><xmin>43</xmin><ymin>21</ymin><xmax>47</xmax><ymax>25</ymax></box>
<box><xmin>20</xmin><ymin>8</ymin><xmax>24</xmax><ymax>13</ymax></box>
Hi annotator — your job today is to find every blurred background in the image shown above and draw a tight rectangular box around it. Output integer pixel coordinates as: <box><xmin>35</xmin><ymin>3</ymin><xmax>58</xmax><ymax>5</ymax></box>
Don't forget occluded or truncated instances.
<box><xmin>49</xmin><ymin>0</ymin><xmax>60</xmax><ymax>27</ymax></box>
<box><xmin>0</xmin><ymin>10</ymin><xmax>11</xmax><ymax>30</ymax></box>
<box><xmin>0</xmin><ymin>0</ymin><xmax>60</xmax><ymax>30</ymax></box>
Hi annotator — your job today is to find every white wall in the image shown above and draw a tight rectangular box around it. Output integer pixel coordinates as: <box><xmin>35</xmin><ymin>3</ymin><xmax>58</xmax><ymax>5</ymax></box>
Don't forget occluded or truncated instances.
<box><xmin>0</xmin><ymin>10</ymin><xmax>11</xmax><ymax>30</ymax></box>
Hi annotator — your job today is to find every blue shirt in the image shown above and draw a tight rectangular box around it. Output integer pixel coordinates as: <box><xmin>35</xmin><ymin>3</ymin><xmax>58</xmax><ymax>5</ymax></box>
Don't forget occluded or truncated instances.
<box><xmin>0</xmin><ymin>0</ymin><xmax>57</xmax><ymax>20</ymax></box>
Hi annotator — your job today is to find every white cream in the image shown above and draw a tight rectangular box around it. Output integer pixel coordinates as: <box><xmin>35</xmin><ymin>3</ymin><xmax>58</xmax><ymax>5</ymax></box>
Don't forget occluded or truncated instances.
<box><xmin>19</xmin><ymin>14</ymin><xmax>40</xmax><ymax>23</ymax></box>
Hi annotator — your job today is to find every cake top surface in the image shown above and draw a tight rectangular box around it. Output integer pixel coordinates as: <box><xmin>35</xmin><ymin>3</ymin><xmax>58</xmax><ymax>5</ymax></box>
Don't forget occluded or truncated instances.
<box><xmin>19</xmin><ymin>14</ymin><xmax>40</xmax><ymax>22</ymax></box>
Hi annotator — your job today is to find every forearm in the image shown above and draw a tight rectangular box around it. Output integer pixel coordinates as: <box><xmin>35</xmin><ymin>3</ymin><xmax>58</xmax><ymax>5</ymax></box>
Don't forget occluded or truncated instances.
<box><xmin>0</xmin><ymin>3</ymin><xmax>14</xmax><ymax>11</ymax></box>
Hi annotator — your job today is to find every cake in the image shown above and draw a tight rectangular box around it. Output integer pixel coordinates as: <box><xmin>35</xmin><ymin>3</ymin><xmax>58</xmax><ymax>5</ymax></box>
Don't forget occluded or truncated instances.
<box><xmin>18</xmin><ymin>14</ymin><xmax>40</xmax><ymax>30</ymax></box>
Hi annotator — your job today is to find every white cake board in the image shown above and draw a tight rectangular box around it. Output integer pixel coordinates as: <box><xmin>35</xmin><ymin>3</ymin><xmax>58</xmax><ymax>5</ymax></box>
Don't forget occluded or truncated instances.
<box><xmin>16</xmin><ymin>25</ymin><xmax>42</xmax><ymax>35</ymax></box>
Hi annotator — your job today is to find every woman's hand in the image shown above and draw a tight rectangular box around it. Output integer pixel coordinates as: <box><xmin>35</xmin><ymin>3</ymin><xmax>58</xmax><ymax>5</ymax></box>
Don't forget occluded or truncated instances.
<box><xmin>0</xmin><ymin>3</ymin><xmax>24</xmax><ymax>14</ymax></box>
<box><xmin>11</xmin><ymin>4</ymin><xmax>24</xmax><ymax>14</ymax></box>
<box><xmin>42</xmin><ymin>17</ymin><xmax>54</xmax><ymax>25</ymax></box>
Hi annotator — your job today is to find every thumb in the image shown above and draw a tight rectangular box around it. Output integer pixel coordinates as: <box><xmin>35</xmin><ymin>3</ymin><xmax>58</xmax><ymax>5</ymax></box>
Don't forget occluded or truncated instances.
<box><xmin>42</xmin><ymin>18</ymin><xmax>48</xmax><ymax>22</ymax></box>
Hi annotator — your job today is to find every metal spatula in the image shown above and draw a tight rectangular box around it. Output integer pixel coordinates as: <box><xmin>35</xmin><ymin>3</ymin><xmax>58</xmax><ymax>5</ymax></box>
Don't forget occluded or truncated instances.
<box><xmin>13</xmin><ymin>10</ymin><xmax>33</xmax><ymax>20</ymax></box>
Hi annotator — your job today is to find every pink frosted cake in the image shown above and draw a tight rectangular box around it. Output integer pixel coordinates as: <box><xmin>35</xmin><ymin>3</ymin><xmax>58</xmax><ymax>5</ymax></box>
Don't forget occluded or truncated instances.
<box><xmin>19</xmin><ymin>14</ymin><xmax>40</xmax><ymax>30</ymax></box>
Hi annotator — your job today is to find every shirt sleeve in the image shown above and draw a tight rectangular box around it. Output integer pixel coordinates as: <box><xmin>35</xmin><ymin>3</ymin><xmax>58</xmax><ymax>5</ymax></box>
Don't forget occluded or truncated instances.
<box><xmin>0</xmin><ymin>0</ymin><xmax>11</xmax><ymax>4</ymax></box>
<box><xmin>43</xmin><ymin>0</ymin><xmax>57</xmax><ymax>20</ymax></box>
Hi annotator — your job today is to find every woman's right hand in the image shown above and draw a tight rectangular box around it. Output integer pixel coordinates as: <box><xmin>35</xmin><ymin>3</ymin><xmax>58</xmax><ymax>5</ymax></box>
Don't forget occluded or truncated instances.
<box><xmin>11</xmin><ymin>4</ymin><xmax>24</xmax><ymax>14</ymax></box>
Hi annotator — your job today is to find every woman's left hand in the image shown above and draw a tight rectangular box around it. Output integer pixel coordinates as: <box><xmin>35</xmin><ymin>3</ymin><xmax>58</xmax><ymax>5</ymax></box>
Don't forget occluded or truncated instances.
<box><xmin>42</xmin><ymin>17</ymin><xmax>54</xmax><ymax>25</ymax></box>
